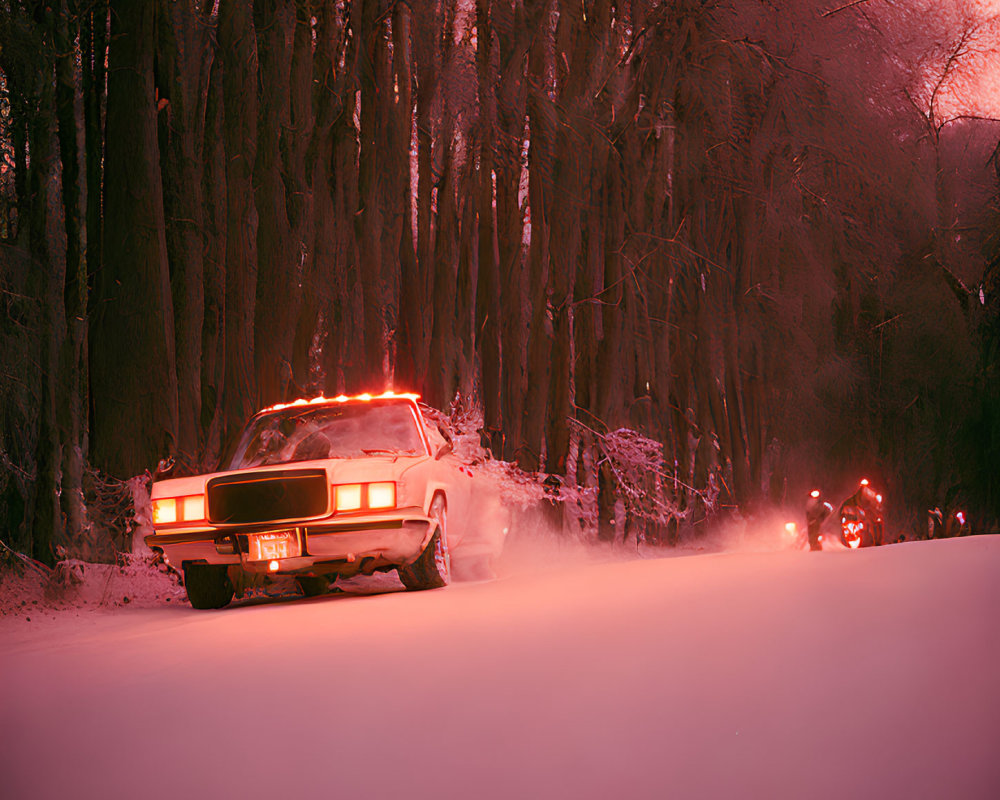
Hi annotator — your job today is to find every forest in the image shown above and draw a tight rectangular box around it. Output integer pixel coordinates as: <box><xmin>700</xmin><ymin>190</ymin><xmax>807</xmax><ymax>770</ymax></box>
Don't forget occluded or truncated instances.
<box><xmin>1</xmin><ymin>0</ymin><xmax>998</xmax><ymax>564</ymax></box>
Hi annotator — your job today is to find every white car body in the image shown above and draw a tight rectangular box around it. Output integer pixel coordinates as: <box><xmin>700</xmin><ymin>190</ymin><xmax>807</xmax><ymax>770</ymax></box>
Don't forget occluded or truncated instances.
<box><xmin>146</xmin><ymin>393</ymin><xmax>503</xmax><ymax>606</ymax></box>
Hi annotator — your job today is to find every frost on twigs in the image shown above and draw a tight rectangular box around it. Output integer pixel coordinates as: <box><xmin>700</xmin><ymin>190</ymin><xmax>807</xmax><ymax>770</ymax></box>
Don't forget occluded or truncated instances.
<box><xmin>420</xmin><ymin>395</ymin><xmax>549</xmax><ymax>510</ymax></box>
<box><xmin>419</xmin><ymin>394</ymin><xmax>487</xmax><ymax>464</ymax></box>
<box><xmin>126</xmin><ymin>474</ymin><xmax>155</xmax><ymax>556</ymax></box>
<box><xmin>48</xmin><ymin>559</ymin><xmax>87</xmax><ymax>598</ymax></box>
<box><xmin>0</xmin><ymin>537</ymin><xmax>50</xmax><ymax>578</ymax></box>
<box><xmin>85</xmin><ymin>466</ymin><xmax>146</xmax><ymax>559</ymax></box>
<box><xmin>420</xmin><ymin>396</ymin><xmax>694</xmax><ymax>536</ymax></box>
<box><xmin>576</xmin><ymin>421</ymin><xmax>685</xmax><ymax>530</ymax></box>
<box><xmin>42</xmin><ymin>552</ymin><xmax>184</xmax><ymax>608</ymax></box>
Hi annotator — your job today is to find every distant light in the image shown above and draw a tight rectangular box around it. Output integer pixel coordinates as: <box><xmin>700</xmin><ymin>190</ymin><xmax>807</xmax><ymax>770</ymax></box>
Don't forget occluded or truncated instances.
<box><xmin>956</xmin><ymin>511</ymin><xmax>966</xmax><ymax>525</ymax></box>
<box><xmin>268</xmin><ymin>560</ymin><xmax>280</xmax><ymax>572</ymax></box>
<box><xmin>876</xmin><ymin>494</ymin><xmax>882</xmax><ymax>504</ymax></box>
<box><xmin>785</xmin><ymin>522</ymin><xmax>797</xmax><ymax>535</ymax></box>
<box><xmin>860</xmin><ymin>478</ymin><xmax>869</xmax><ymax>486</ymax></box>
<box><xmin>810</xmin><ymin>489</ymin><xmax>820</xmax><ymax>498</ymax></box>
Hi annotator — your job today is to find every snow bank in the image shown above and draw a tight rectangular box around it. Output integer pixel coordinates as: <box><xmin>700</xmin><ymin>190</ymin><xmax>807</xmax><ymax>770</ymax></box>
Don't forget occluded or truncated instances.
<box><xmin>0</xmin><ymin>553</ymin><xmax>185</xmax><ymax>624</ymax></box>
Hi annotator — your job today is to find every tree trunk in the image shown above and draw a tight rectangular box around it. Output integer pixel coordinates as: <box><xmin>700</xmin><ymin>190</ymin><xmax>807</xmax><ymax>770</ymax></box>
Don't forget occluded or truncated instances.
<box><xmin>91</xmin><ymin>0</ymin><xmax>178</xmax><ymax>478</ymax></box>
<box><xmin>82</xmin><ymin>0</ymin><xmax>106</xmax><ymax>395</ymax></box>
<box><xmin>328</xmin><ymin>6</ymin><xmax>361</xmax><ymax>391</ymax></box>
<box><xmin>411</xmin><ymin>0</ymin><xmax>451</xmax><ymax>393</ymax></box>
<box><xmin>518</xmin><ymin>0</ymin><xmax>555</xmax><ymax>471</ymax></box>
<box><xmin>426</xmin><ymin>134</ymin><xmax>461</xmax><ymax>410</ymax></box>
<box><xmin>392</xmin><ymin>1</ymin><xmax>419</xmax><ymax>391</ymax></box>
<box><xmin>157</xmin><ymin>0</ymin><xmax>211</xmax><ymax>461</ymax></box>
<box><xmin>200</xmin><ymin>49</ymin><xmax>227</xmax><ymax>468</ymax></box>
<box><xmin>356</xmin><ymin>0</ymin><xmax>388</xmax><ymax>389</ymax></box>
<box><xmin>218</xmin><ymin>0</ymin><xmax>259</xmax><ymax>441</ymax></box>
<box><xmin>20</xmin><ymin>26</ymin><xmax>65</xmax><ymax>562</ymax></box>
<box><xmin>475</xmin><ymin>0</ymin><xmax>503</xmax><ymax>455</ymax></box>
<box><xmin>253</xmin><ymin>0</ymin><xmax>300</xmax><ymax>407</ymax></box>
<box><xmin>54</xmin><ymin>1</ymin><xmax>89</xmax><ymax>548</ymax></box>
<box><xmin>295</xmin><ymin>0</ymin><xmax>346</xmax><ymax>397</ymax></box>
<box><xmin>494</xmin><ymin>0</ymin><xmax>530</xmax><ymax>461</ymax></box>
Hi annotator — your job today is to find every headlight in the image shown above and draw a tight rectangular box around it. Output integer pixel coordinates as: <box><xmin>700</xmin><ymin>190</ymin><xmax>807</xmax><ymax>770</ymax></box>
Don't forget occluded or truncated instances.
<box><xmin>181</xmin><ymin>495</ymin><xmax>205</xmax><ymax>522</ymax></box>
<box><xmin>152</xmin><ymin>495</ymin><xmax>206</xmax><ymax>525</ymax></box>
<box><xmin>333</xmin><ymin>482</ymin><xmax>396</xmax><ymax>512</ymax></box>
<box><xmin>152</xmin><ymin>498</ymin><xmax>176</xmax><ymax>525</ymax></box>
<box><xmin>335</xmin><ymin>483</ymin><xmax>363</xmax><ymax>511</ymax></box>
<box><xmin>368</xmin><ymin>482</ymin><xmax>396</xmax><ymax>509</ymax></box>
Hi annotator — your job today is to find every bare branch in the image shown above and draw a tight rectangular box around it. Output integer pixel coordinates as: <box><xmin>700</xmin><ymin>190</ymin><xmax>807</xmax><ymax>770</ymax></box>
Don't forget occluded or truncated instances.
<box><xmin>928</xmin><ymin>24</ymin><xmax>976</xmax><ymax>131</ymax></box>
<box><xmin>822</xmin><ymin>0</ymin><xmax>872</xmax><ymax>19</ymax></box>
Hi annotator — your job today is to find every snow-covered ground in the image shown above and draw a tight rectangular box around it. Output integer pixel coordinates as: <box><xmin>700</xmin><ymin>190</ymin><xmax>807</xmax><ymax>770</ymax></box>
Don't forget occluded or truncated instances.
<box><xmin>2</xmin><ymin>532</ymin><xmax>998</xmax><ymax>799</ymax></box>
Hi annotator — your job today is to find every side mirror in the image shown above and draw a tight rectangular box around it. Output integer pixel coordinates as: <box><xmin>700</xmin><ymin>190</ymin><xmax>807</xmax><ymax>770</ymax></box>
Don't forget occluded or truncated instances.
<box><xmin>156</xmin><ymin>456</ymin><xmax>175</xmax><ymax>477</ymax></box>
<box><xmin>435</xmin><ymin>442</ymin><xmax>454</xmax><ymax>460</ymax></box>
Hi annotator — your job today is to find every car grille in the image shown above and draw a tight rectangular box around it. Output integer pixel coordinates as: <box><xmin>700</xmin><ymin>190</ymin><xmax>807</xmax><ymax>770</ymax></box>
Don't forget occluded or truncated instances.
<box><xmin>207</xmin><ymin>469</ymin><xmax>328</xmax><ymax>525</ymax></box>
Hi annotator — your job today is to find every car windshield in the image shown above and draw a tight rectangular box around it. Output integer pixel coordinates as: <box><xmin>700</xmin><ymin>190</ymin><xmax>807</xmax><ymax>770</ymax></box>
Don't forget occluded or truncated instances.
<box><xmin>228</xmin><ymin>401</ymin><xmax>426</xmax><ymax>469</ymax></box>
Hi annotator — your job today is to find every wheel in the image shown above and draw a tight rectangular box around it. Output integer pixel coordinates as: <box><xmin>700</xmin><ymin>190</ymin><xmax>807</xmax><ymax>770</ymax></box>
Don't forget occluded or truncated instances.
<box><xmin>183</xmin><ymin>563</ymin><xmax>235</xmax><ymax>609</ymax></box>
<box><xmin>296</xmin><ymin>575</ymin><xmax>330</xmax><ymax>597</ymax></box>
<box><xmin>398</xmin><ymin>495</ymin><xmax>450</xmax><ymax>590</ymax></box>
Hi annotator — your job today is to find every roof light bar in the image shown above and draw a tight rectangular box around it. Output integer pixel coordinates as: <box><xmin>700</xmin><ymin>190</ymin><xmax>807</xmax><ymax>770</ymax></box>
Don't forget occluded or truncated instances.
<box><xmin>260</xmin><ymin>390</ymin><xmax>421</xmax><ymax>415</ymax></box>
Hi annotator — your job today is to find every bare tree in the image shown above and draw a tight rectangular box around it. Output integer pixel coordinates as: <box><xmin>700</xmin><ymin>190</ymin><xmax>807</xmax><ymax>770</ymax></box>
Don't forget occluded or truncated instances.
<box><xmin>218</xmin><ymin>0</ymin><xmax>259</xmax><ymax>442</ymax></box>
<box><xmin>91</xmin><ymin>0</ymin><xmax>178</xmax><ymax>479</ymax></box>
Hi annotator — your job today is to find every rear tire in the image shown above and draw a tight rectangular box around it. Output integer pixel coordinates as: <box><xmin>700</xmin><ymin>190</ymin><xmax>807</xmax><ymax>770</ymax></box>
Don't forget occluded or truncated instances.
<box><xmin>399</xmin><ymin>495</ymin><xmax>450</xmax><ymax>590</ymax></box>
<box><xmin>183</xmin><ymin>563</ymin><xmax>235</xmax><ymax>609</ymax></box>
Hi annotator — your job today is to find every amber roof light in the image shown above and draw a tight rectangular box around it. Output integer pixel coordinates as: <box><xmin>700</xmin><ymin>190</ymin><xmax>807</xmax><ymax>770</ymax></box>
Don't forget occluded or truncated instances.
<box><xmin>260</xmin><ymin>390</ymin><xmax>421</xmax><ymax>415</ymax></box>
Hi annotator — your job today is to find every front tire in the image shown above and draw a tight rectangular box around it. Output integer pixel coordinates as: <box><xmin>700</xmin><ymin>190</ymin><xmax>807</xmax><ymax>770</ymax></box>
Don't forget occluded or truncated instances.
<box><xmin>399</xmin><ymin>495</ymin><xmax>450</xmax><ymax>590</ymax></box>
<box><xmin>183</xmin><ymin>563</ymin><xmax>235</xmax><ymax>609</ymax></box>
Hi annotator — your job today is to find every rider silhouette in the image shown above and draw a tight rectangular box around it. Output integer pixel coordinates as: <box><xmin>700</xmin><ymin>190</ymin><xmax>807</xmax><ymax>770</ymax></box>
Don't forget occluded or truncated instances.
<box><xmin>805</xmin><ymin>490</ymin><xmax>833</xmax><ymax>551</ymax></box>
<box><xmin>838</xmin><ymin>479</ymin><xmax>884</xmax><ymax>547</ymax></box>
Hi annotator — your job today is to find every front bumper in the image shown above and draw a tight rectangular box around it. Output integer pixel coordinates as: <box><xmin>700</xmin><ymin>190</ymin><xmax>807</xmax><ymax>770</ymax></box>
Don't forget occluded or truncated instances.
<box><xmin>145</xmin><ymin>507</ymin><xmax>436</xmax><ymax>575</ymax></box>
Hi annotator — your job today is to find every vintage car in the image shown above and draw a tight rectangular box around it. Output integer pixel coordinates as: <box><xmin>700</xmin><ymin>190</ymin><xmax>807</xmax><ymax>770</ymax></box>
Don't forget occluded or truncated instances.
<box><xmin>145</xmin><ymin>392</ymin><xmax>504</xmax><ymax>609</ymax></box>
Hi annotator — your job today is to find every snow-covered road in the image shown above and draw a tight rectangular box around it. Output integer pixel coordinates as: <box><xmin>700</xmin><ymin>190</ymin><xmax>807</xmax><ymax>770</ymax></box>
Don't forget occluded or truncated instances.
<box><xmin>3</xmin><ymin>535</ymin><xmax>999</xmax><ymax>799</ymax></box>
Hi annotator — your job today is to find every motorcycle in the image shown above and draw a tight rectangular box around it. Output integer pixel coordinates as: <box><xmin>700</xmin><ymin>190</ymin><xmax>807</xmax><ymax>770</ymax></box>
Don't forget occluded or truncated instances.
<box><xmin>839</xmin><ymin>479</ymin><xmax>885</xmax><ymax>548</ymax></box>
<box><xmin>928</xmin><ymin>507</ymin><xmax>971</xmax><ymax>539</ymax></box>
